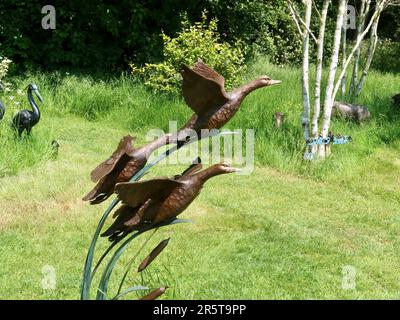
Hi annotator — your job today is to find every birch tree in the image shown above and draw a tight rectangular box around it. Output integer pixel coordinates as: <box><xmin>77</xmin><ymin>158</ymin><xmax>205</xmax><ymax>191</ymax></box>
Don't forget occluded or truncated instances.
<box><xmin>300</xmin><ymin>0</ymin><xmax>312</xmax><ymax>142</ymax></box>
<box><xmin>312</xmin><ymin>0</ymin><xmax>331</xmax><ymax>154</ymax></box>
<box><xmin>349</xmin><ymin>0</ymin><xmax>371</xmax><ymax>96</ymax></box>
<box><xmin>347</xmin><ymin>0</ymin><xmax>397</xmax><ymax>96</ymax></box>
<box><xmin>288</xmin><ymin>0</ymin><xmax>316</xmax><ymax>154</ymax></box>
<box><xmin>320</xmin><ymin>0</ymin><xmax>347</xmax><ymax>158</ymax></box>
<box><xmin>332</xmin><ymin>0</ymin><xmax>390</xmax><ymax>101</ymax></box>
<box><xmin>288</xmin><ymin>0</ymin><xmax>390</xmax><ymax>159</ymax></box>
<box><xmin>340</xmin><ymin>0</ymin><xmax>349</xmax><ymax>96</ymax></box>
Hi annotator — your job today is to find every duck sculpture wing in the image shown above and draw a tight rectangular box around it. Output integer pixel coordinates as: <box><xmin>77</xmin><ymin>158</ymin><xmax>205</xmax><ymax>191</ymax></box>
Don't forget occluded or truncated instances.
<box><xmin>181</xmin><ymin>59</ymin><xmax>229</xmax><ymax>115</ymax></box>
<box><xmin>115</xmin><ymin>178</ymin><xmax>184</xmax><ymax>208</ymax></box>
<box><xmin>90</xmin><ymin>135</ymin><xmax>136</xmax><ymax>183</ymax></box>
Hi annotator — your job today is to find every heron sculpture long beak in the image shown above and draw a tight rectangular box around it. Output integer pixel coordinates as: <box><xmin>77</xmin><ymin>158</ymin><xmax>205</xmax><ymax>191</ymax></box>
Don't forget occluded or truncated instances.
<box><xmin>34</xmin><ymin>89</ymin><xmax>44</xmax><ymax>104</ymax></box>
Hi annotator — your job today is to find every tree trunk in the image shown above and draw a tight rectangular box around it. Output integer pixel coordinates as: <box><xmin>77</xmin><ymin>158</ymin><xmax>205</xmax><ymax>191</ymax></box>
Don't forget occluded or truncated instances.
<box><xmin>320</xmin><ymin>0</ymin><xmax>347</xmax><ymax>158</ymax></box>
<box><xmin>301</xmin><ymin>0</ymin><xmax>313</xmax><ymax>148</ymax></box>
<box><xmin>349</xmin><ymin>0</ymin><xmax>370</xmax><ymax>95</ymax></box>
<box><xmin>311</xmin><ymin>0</ymin><xmax>330</xmax><ymax>155</ymax></box>
<box><xmin>340</xmin><ymin>1</ymin><xmax>348</xmax><ymax>96</ymax></box>
<box><xmin>332</xmin><ymin>0</ymin><xmax>389</xmax><ymax>102</ymax></box>
<box><xmin>355</xmin><ymin>14</ymin><xmax>380</xmax><ymax>96</ymax></box>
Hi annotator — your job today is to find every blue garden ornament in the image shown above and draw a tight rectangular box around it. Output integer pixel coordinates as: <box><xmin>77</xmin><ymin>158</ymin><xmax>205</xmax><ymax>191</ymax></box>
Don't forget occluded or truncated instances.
<box><xmin>306</xmin><ymin>133</ymin><xmax>352</xmax><ymax>146</ymax></box>
<box><xmin>332</xmin><ymin>135</ymin><xmax>352</xmax><ymax>145</ymax></box>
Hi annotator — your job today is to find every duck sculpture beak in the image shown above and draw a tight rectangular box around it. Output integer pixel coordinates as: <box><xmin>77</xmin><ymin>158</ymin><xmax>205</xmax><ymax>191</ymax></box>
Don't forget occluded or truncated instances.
<box><xmin>221</xmin><ymin>161</ymin><xmax>242</xmax><ymax>173</ymax></box>
<box><xmin>268</xmin><ymin>79</ymin><xmax>282</xmax><ymax>86</ymax></box>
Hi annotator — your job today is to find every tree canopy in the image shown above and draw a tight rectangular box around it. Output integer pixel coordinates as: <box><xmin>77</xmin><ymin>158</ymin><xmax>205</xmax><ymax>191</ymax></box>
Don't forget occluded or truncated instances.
<box><xmin>0</xmin><ymin>0</ymin><xmax>398</xmax><ymax>71</ymax></box>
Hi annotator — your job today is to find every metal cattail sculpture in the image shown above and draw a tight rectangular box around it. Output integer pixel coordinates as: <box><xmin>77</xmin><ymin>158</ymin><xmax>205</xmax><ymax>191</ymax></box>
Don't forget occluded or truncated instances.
<box><xmin>140</xmin><ymin>287</ymin><xmax>168</xmax><ymax>300</ymax></box>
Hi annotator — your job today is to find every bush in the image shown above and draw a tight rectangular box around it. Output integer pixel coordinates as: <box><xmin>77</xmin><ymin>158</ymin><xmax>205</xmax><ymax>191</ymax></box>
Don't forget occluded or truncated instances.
<box><xmin>131</xmin><ymin>12</ymin><xmax>246</xmax><ymax>94</ymax></box>
<box><xmin>371</xmin><ymin>39</ymin><xmax>400</xmax><ymax>73</ymax></box>
<box><xmin>203</xmin><ymin>0</ymin><xmax>303</xmax><ymax>65</ymax></box>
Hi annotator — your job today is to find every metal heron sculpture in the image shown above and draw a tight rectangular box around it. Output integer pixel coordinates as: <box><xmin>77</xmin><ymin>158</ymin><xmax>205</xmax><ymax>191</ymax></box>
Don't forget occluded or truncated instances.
<box><xmin>0</xmin><ymin>99</ymin><xmax>5</xmax><ymax>121</ymax></box>
<box><xmin>12</xmin><ymin>83</ymin><xmax>43</xmax><ymax>136</ymax></box>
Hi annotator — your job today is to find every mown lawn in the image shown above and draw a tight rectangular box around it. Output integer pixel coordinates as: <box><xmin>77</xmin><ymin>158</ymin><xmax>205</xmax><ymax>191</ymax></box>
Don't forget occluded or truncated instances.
<box><xmin>0</xmin><ymin>60</ymin><xmax>399</xmax><ymax>299</ymax></box>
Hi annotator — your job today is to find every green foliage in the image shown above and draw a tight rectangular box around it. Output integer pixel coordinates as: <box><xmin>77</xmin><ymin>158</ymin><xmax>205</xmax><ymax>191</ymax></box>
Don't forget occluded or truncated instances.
<box><xmin>0</xmin><ymin>0</ymin><xmax>202</xmax><ymax>71</ymax></box>
<box><xmin>0</xmin><ymin>1</ymin><xmax>399</xmax><ymax>71</ymax></box>
<box><xmin>203</xmin><ymin>0</ymin><xmax>303</xmax><ymax>65</ymax></box>
<box><xmin>131</xmin><ymin>13</ymin><xmax>245</xmax><ymax>93</ymax></box>
<box><xmin>371</xmin><ymin>39</ymin><xmax>400</xmax><ymax>73</ymax></box>
<box><xmin>0</xmin><ymin>121</ymin><xmax>57</xmax><ymax>178</ymax></box>
<box><xmin>3</xmin><ymin>57</ymin><xmax>399</xmax><ymax>181</ymax></box>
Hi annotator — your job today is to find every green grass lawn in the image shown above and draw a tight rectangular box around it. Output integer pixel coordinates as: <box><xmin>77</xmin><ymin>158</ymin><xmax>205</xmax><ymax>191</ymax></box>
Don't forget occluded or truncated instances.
<box><xmin>0</xmin><ymin>59</ymin><xmax>399</xmax><ymax>299</ymax></box>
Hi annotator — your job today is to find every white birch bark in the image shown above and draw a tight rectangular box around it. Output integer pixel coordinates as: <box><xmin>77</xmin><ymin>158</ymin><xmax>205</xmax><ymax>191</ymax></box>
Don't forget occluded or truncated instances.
<box><xmin>349</xmin><ymin>0</ymin><xmax>370</xmax><ymax>95</ymax></box>
<box><xmin>354</xmin><ymin>14</ymin><xmax>381</xmax><ymax>96</ymax></box>
<box><xmin>340</xmin><ymin>1</ymin><xmax>348</xmax><ymax>96</ymax></box>
<box><xmin>354</xmin><ymin>0</ymin><xmax>392</xmax><ymax>95</ymax></box>
<box><xmin>301</xmin><ymin>0</ymin><xmax>313</xmax><ymax>143</ymax></box>
<box><xmin>320</xmin><ymin>0</ymin><xmax>347</xmax><ymax>143</ymax></box>
<box><xmin>311</xmin><ymin>0</ymin><xmax>330</xmax><ymax>141</ymax></box>
<box><xmin>332</xmin><ymin>0</ymin><xmax>389</xmax><ymax>101</ymax></box>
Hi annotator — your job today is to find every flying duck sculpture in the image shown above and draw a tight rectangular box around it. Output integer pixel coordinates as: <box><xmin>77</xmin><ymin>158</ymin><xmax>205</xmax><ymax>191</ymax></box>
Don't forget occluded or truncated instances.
<box><xmin>175</xmin><ymin>58</ymin><xmax>281</xmax><ymax>142</ymax></box>
<box><xmin>0</xmin><ymin>99</ymin><xmax>5</xmax><ymax>121</ymax></box>
<box><xmin>82</xmin><ymin>134</ymin><xmax>170</xmax><ymax>204</ymax></box>
<box><xmin>12</xmin><ymin>84</ymin><xmax>43</xmax><ymax>136</ymax></box>
<box><xmin>101</xmin><ymin>160</ymin><xmax>239</xmax><ymax>241</ymax></box>
<box><xmin>83</xmin><ymin>59</ymin><xmax>279</xmax><ymax>204</ymax></box>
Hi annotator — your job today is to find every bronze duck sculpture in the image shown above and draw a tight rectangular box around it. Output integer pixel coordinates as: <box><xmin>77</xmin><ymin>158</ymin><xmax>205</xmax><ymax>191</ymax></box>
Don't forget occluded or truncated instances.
<box><xmin>83</xmin><ymin>59</ymin><xmax>279</xmax><ymax>204</ymax></box>
<box><xmin>83</xmin><ymin>134</ymin><xmax>169</xmax><ymax>204</ymax></box>
<box><xmin>101</xmin><ymin>160</ymin><xmax>239</xmax><ymax>241</ymax></box>
<box><xmin>174</xmin><ymin>59</ymin><xmax>281</xmax><ymax>142</ymax></box>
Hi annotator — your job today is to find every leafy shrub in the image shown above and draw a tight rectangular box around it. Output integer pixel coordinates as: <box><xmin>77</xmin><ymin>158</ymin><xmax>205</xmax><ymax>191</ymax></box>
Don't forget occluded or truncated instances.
<box><xmin>371</xmin><ymin>39</ymin><xmax>400</xmax><ymax>73</ymax></box>
<box><xmin>204</xmin><ymin>0</ymin><xmax>303</xmax><ymax>65</ymax></box>
<box><xmin>131</xmin><ymin>12</ymin><xmax>246</xmax><ymax>94</ymax></box>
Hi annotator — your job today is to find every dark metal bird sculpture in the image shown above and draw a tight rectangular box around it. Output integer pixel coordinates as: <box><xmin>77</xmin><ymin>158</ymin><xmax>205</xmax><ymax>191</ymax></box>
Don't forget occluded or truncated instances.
<box><xmin>12</xmin><ymin>83</ymin><xmax>43</xmax><ymax>136</ymax></box>
<box><xmin>101</xmin><ymin>160</ymin><xmax>239</xmax><ymax>241</ymax></box>
<box><xmin>82</xmin><ymin>134</ymin><xmax>170</xmax><ymax>204</ymax></box>
<box><xmin>392</xmin><ymin>93</ymin><xmax>400</xmax><ymax>107</ymax></box>
<box><xmin>174</xmin><ymin>59</ymin><xmax>281</xmax><ymax>142</ymax></box>
<box><xmin>0</xmin><ymin>99</ymin><xmax>5</xmax><ymax>121</ymax></box>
